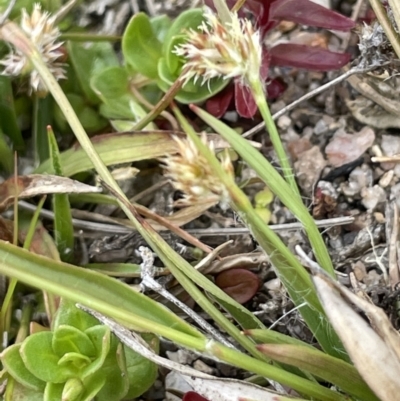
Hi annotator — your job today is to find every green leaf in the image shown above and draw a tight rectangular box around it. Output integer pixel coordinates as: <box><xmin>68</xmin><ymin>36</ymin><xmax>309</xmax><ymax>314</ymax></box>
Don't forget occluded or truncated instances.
<box><xmin>95</xmin><ymin>338</ymin><xmax>129</xmax><ymax>401</ymax></box>
<box><xmin>57</xmin><ymin>352</ymin><xmax>91</xmax><ymax>371</ymax></box>
<box><xmin>157</xmin><ymin>52</ymin><xmax>227</xmax><ymax>103</ymax></box>
<box><xmin>20</xmin><ymin>332</ymin><xmax>75</xmax><ymax>383</ymax></box>
<box><xmin>33</xmin><ymin>95</ymin><xmax>53</xmax><ymax>163</ymax></box>
<box><xmin>98</xmin><ymin>95</ymin><xmax>136</xmax><ymax>120</ymax></box>
<box><xmin>1</xmin><ymin>344</ymin><xmax>46</xmax><ymax>391</ymax></box>
<box><xmin>52</xmin><ymin>325</ymin><xmax>96</xmax><ymax>358</ymax></box>
<box><xmin>150</xmin><ymin>14</ymin><xmax>172</xmax><ymax>42</ymax></box>
<box><xmin>210</xmin><ymin>295</ymin><xmax>264</xmax><ymax>330</ymax></box>
<box><xmin>257</xmin><ymin>344</ymin><xmax>379</xmax><ymax>401</ymax></box>
<box><xmin>80</xmin><ymin>374</ymin><xmax>107</xmax><ymax>401</ymax></box>
<box><xmin>123</xmin><ymin>334</ymin><xmax>158</xmax><ymax>399</ymax></box>
<box><xmin>44</xmin><ymin>382</ymin><xmax>63</xmax><ymax>401</ymax></box>
<box><xmin>190</xmin><ymin>105</ymin><xmax>347</xmax><ymax>361</ymax></box>
<box><xmin>61</xmin><ymin>378</ymin><xmax>85</xmax><ymax>401</ymax></box>
<box><xmin>85</xmin><ymin>263</ymin><xmax>143</xmax><ymax>277</ymax></box>
<box><xmin>0</xmin><ymin>76</ymin><xmax>24</xmax><ymax>151</ymax></box>
<box><xmin>0</xmin><ymin>242</ymin><xmax>203</xmax><ymax>340</ymax></box>
<box><xmin>122</xmin><ymin>13</ymin><xmax>162</xmax><ymax>79</ymax></box>
<box><xmin>0</xmin><ymin>128</ymin><xmax>14</xmax><ymax>173</ymax></box>
<box><xmin>162</xmin><ymin>8</ymin><xmax>204</xmax><ymax>53</ymax></box>
<box><xmin>53</xmin><ymin>299</ymin><xmax>99</xmax><ymax>332</ymax></box>
<box><xmin>35</xmin><ymin>131</ymin><xmax>182</xmax><ymax>177</ymax></box>
<box><xmin>245</xmin><ymin>329</ymin><xmax>316</xmax><ymax>348</ymax></box>
<box><xmin>48</xmin><ymin>126</ymin><xmax>74</xmax><ymax>262</ymax></box>
<box><xmin>90</xmin><ymin>66</ymin><xmax>130</xmax><ymax>101</ymax></box>
<box><xmin>68</xmin><ymin>41</ymin><xmax>119</xmax><ymax>104</ymax></box>
<box><xmin>82</xmin><ymin>326</ymin><xmax>111</xmax><ymax>378</ymax></box>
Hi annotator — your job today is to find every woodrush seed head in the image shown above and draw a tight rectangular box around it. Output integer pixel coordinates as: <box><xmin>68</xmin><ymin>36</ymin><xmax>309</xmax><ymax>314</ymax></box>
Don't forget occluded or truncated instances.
<box><xmin>162</xmin><ymin>135</ymin><xmax>233</xmax><ymax>208</ymax></box>
<box><xmin>0</xmin><ymin>3</ymin><xmax>66</xmax><ymax>93</ymax></box>
<box><xmin>174</xmin><ymin>8</ymin><xmax>262</xmax><ymax>87</ymax></box>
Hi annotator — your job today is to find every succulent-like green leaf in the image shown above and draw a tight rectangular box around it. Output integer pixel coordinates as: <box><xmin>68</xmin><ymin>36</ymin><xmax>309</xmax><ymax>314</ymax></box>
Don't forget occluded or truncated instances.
<box><xmin>123</xmin><ymin>334</ymin><xmax>158</xmax><ymax>399</ymax></box>
<box><xmin>61</xmin><ymin>378</ymin><xmax>85</xmax><ymax>401</ymax></box>
<box><xmin>68</xmin><ymin>41</ymin><xmax>119</xmax><ymax>104</ymax></box>
<box><xmin>1</xmin><ymin>344</ymin><xmax>46</xmax><ymax>391</ymax></box>
<box><xmin>162</xmin><ymin>8</ymin><xmax>204</xmax><ymax>52</ymax></box>
<box><xmin>151</xmin><ymin>14</ymin><xmax>172</xmax><ymax>42</ymax></box>
<box><xmin>57</xmin><ymin>352</ymin><xmax>91</xmax><ymax>371</ymax></box>
<box><xmin>20</xmin><ymin>332</ymin><xmax>75</xmax><ymax>383</ymax></box>
<box><xmin>53</xmin><ymin>299</ymin><xmax>99</xmax><ymax>332</ymax></box>
<box><xmin>90</xmin><ymin>67</ymin><xmax>130</xmax><ymax>101</ymax></box>
<box><xmin>82</xmin><ymin>326</ymin><xmax>111</xmax><ymax>378</ymax></box>
<box><xmin>52</xmin><ymin>325</ymin><xmax>95</xmax><ymax>358</ymax></box>
<box><xmin>122</xmin><ymin>13</ymin><xmax>162</xmax><ymax>79</ymax></box>
<box><xmin>44</xmin><ymin>382</ymin><xmax>63</xmax><ymax>401</ymax></box>
<box><xmin>95</xmin><ymin>338</ymin><xmax>129</xmax><ymax>401</ymax></box>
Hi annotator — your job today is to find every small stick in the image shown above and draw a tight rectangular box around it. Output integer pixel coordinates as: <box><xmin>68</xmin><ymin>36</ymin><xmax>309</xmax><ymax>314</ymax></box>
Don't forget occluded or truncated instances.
<box><xmin>243</xmin><ymin>66</ymin><xmax>378</xmax><ymax>139</ymax></box>
<box><xmin>138</xmin><ymin>246</ymin><xmax>235</xmax><ymax>349</ymax></box>
<box><xmin>16</xmin><ymin>200</ymin><xmax>355</xmax><ymax>236</ymax></box>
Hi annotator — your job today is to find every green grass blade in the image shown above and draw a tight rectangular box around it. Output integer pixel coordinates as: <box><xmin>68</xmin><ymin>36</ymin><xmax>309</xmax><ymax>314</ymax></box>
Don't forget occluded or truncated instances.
<box><xmin>257</xmin><ymin>344</ymin><xmax>379</xmax><ymax>401</ymax></box>
<box><xmin>48</xmin><ymin>126</ymin><xmax>74</xmax><ymax>262</ymax></box>
<box><xmin>174</xmin><ymin>106</ymin><xmax>347</xmax><ymax>360</ymax></box>
<box><xmin>0</xmin><ymin>241</ymin><xmax>203</xmax><ymax>341</ymax></box>
<box><xmin>35</xmin><ymin>131</ymin><xmax>181</xmax><ymax>177</ymax></box>
<box><xmin>191</xmin><ymin>105</ymin><xmax>334</xmax><ymax>277</ymax></box>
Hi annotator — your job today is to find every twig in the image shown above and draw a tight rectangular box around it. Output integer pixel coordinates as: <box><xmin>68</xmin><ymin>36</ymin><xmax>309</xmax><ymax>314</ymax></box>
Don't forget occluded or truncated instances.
<box><xmin>16</xmin><ymin>200</ymin><xmax>355</xmax><ymax>235</ymax></box>
<box><xmin>130</xmin><ymin>83</ymin><xmax>179</xmax><ymax>130</ymax></box>
<box><xmin>295</xmin><ymin>245</ymin><xmax>322</xmax><ymax>273</ymax></box>
<box><xmin>386</xmin><ymin>202</ymin><xmax>399</xmax><ymax>289</ymax></box>
<box><xmin>77</xmin><ymin>304</ymin><xmax>215</xmax><ymax>377</ymax></box>
<box><xmin>243</xmin><ymin>66</ymin><xmax>377</xmax><ymax>139</ymax></box>
<box><xmin>138</xmin><ymin>246</ymin><xmax>235</xmax><ymax>348</ymax></box>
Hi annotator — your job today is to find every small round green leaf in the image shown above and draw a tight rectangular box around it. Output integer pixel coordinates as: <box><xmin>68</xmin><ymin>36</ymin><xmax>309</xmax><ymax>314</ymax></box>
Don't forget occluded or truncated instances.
<box><xmin>90</xmin><ymin>67</ymin><xmax>130</xmax><ymax>101</ymax></box>
<box><xmin>95</xmin><ymin>339</ymin><xmax>129</xmax><ymax>401</ymax></box>
<box><xmin>123</xmin><ymin>334</ymin><xmax>159</xmax><ymax>399</ymax></box>
<box><xmin>53</xmin><ymin>300</ymin><xmax>98</xmax><ymax>332</ymax></box>
<box><xmin>44</xmin><ymin>382</ymin><xmax>63</xmax><ymax>401</ymax></box>
<box><xmin>20</xmin><ymin>332</ymin><xmax>75</xmax><ymax>383</ymax></box>
<box><xmin>52</xmin><ymin>325</ymin><xmax>95</xmax><ymax>358</ymax></box>
<box><xmin>58</xmin><ymin>352</ymin><xmax>91</xmax><ymax>371</ymax></box>
<box><xmin>122</xmin><ymin>13</ymin><xmax>162</xmax><ymax>79</ymax></box>
<box><xmin>81</xmin><ymin>325</ymin><xmax>111</xmax><ymax>378</ymax></box>
<box><xmin>1</xmin><ymin>344</ymin><xmax>46</xmax><ymax>391</ymax></box>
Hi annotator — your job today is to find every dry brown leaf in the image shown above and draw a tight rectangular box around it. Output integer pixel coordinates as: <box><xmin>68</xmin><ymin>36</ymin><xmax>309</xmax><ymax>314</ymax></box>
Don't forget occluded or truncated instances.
<box><xmin>313</xmin><ymin>273</ymin><xmax>400</xmax><ymax>401</ymax></box>
<box><xmin>0</xmin><ymin>174</ymin><xmax>101</xmax><ymax>213</ymax></box>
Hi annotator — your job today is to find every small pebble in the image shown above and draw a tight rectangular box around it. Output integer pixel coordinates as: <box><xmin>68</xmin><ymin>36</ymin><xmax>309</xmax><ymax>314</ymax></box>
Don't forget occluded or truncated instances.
<box><xmin>314</xmin><ymin>119</ymin><xmax>329</xmax><ymax>135</ymax></box>
<box><xmin>379</xmin><ymin>170</ymin><xmax>394</xmax><ymax>188</ymax></box>
<box><xmin>193</xmin><ymin>360</ymin><xmax>216</xmax><ymax>375</ymax></box>
<box><xmin>277</xmin><ymin>115</ymin><xmax>292</xmax><ymax>130</ymax></box>
<box><xmin>360</xmin><ymin>185</ymin><xmax>386</xmax><ymax>211</ymax></box>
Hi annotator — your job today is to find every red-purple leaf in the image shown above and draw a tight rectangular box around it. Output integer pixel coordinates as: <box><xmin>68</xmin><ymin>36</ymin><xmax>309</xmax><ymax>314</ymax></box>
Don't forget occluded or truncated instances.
<box><xmin>270</xmin><ymin>0</ymin><xmax>355</xmax><ymax>31</ymax></box>
<box><xmin>183</xmin><ymin>392</ymin><xmax>210</xmax><ymax>401</ymax></box>
<box><xmin>266</xmin><ymin>77</ymin><xmax>287</xmax><ymax>99</ymax></box>
<box><xmin>270</xmin><ymin>43</ymin><xmax>351</xmax><ymax>71</ymax></box>
<box><xmin>206</xmin><ymin>84</ymin><xmax>234</xmax><ymax>118</ymax></box>
<box><xmin>215</xmin><ymin>268</ymin><xmax>260</xmax><ymax>304</ymax></box>
<box><xmin>234</xmin><ymin>81</ymin><xmax>258</xmax><ymax>118</ymax></box>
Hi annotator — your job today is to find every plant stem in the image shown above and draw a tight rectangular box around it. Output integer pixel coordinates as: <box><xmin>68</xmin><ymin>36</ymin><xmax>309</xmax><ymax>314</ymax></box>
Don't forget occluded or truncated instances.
<box><xmin>250</xmin><ymin>80</ymin><xmax>300</xmax><ymax>198</ymax></box>
<box><xmin>207</xmin><ymin>341</ymin><xmax>347</xmax><ymax>401</ymax></box>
